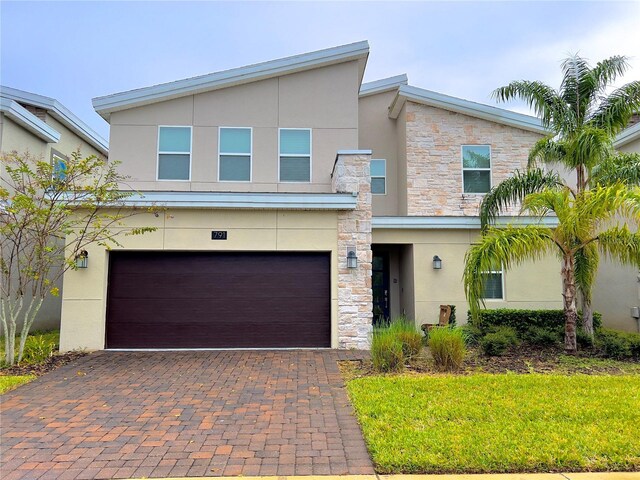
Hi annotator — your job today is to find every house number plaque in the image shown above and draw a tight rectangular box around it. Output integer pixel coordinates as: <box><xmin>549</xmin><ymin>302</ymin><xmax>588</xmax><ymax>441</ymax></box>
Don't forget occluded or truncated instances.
<box><xmin>211</xmin><ymin>231</ymin><xmax>228</xmax><ymax>240</ymax></box>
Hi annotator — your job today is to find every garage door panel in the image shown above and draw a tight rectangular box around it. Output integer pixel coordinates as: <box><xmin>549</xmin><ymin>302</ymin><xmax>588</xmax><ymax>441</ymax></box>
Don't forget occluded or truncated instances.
<box><xmin>106</xmin><ymin>251</ymin><xmax>331</xmax><ymax>348</ymax></box>
<box><xmin>108</xmin><ymin>273</ymin><xmax>330</xmax><ymax>299</ymax></box>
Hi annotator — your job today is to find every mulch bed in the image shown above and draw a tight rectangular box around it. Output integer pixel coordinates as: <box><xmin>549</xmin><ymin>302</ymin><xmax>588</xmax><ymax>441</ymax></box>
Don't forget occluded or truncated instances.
<box><xmin>0</xmin><ymin>351</ymin><xmax>87</xmax><ymax>377</ymax></box>
<box><xmin>341</xmin><ymin>345</ymin><xmax>640</xmax><ymax>378</ymax></box>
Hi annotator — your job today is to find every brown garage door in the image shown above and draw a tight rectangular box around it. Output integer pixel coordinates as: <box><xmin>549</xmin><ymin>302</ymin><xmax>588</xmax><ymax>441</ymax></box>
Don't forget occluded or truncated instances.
<box><xmin>106</xmin><ymin>251</ymin><xmax>330</xmax><ymax>348</ymax></box>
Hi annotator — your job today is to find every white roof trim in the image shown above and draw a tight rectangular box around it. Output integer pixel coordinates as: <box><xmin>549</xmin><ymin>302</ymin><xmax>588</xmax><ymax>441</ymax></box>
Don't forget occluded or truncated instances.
<box><xmin>359</xmin><ymin>74</ymin><xmax>408</xmax><ymax>97</ymax></box>
<box><xmin>119</xmin><ymin>191</ymin><xmax>358</xmax><ymax>210</ymax></box>
<box><xmin>0</xmin><ymin>86</ymin><xmax>108</xmax><ymax>155</ymax></box>
<box><xmin>373</xmin><ymin>216</ymin><xmax>558</xmax><ymax>229</ymax></box>
<box><xmin>336</xmin><ymin>149</ymin><xmax>372</xmax><ymax>155</ymax></box>
<box><xmin>93</xmin><ymin>41</ymin><xmax>370</xmax><ymax>120</ymax></box>
<box><xmin>389</xmin><ymin>85</ymin><xmax>547</xmax><ymax>134</ymax></box>
<box><xmin>0</xmin><ymin>97</ymin><xmax>60</xmax><ymax>143</ymax></box>
<box><xmin>614</xmin><ymin>122</ymin><xmax>640</xmax><ymax>148</ymax></box>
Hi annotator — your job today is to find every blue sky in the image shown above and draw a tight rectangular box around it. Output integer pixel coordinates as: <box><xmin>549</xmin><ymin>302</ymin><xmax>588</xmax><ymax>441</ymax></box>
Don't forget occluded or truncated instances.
<box><xmin>2</xmin><ymin>1</ymin><xmax>639</xmax><ymax>141</ymax></box>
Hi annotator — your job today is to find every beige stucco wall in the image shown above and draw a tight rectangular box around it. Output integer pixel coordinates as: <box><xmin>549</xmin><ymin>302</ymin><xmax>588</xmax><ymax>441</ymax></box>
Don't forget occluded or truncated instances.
<box><xmin>108</xmin><ymin>62</ymin><xmax>360</xmax><ymax>193</ymax></box>
<box><xmin>359</xmin><ymin>91</ymin><xmax>399</xmax><ymax>216</ymax></box>
<box><xmin>373</xmin><ymin>228</ymin><xmax>563</xmax><ymax>327</ymax></box>
<box><xmin>404</xmin><ymin>102</ymin><xmax>543</xmax><ymax>216</ymax></box>
<box><xmin>59</xmin><ymin>209</ymin><xmax>343</xmax><ymax>351</ymax></box>
<box><xmin>617</xmin><ymin>137</ymin><xmax>640</xmax><ymax>154</ymax></box>
<box><xmin>1</xmin><ymin>115</ymin><xmax>106</xmax><ymax>332</ymax></box>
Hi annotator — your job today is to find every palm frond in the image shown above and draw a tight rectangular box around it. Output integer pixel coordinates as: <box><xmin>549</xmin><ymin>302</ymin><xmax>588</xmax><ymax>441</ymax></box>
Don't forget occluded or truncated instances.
<box><xmin>589</xmin><ymin>55</ymin><xmax>629</xmax><ymax>95</ymax></box>
<box><xmin>566</xmin><ymin>126</ymin><xmax>614</xmax><ymax>171</ymax></box>
<box><xmin>528</xmin><ymin>136</ymin><xmax>567</xmax><ymax>168</ymax></box>
<box><xmin>591</xmin><ymin>152</ymin><xmax>640</xmax><ymax>187</ymax></box>
<box><xmin>574</xmin><ymin>243</ymin><xmax>599</xmax><ymax>302</ymax></box>
<box><xmin>598</xmin><ymin>225</ymin><xmax>640</xmax><ymax>267</ymax></box>
<box><xmin>479</xmin><ymin>169</ymin><xmax>564</xmax><ymax>230</ymax></box>
<box><xmin>492</xmin><ymin>81</ymin><xmax>572</xmax><ymax>132</ymax></box>
<box><xmin>590</xmin><ymin>81</ymin><xmax>640</xmax><ymax>135</ymax></box>
<box><xmin>560</xmin><ymin>54</ymin><xmax>594</xmax><ymax>124</ymax></box>
<box><xmin>464</xmin><ymin>226</ymin><xmax>556</xmax><ymax>318</ymax></box>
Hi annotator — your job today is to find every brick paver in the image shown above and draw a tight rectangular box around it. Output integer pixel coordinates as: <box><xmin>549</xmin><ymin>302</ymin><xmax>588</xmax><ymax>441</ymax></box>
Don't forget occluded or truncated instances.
<box><xmin>1</xmin><ymin>350</ymin><xmax>374</xmax><ymax>479</ymax></box>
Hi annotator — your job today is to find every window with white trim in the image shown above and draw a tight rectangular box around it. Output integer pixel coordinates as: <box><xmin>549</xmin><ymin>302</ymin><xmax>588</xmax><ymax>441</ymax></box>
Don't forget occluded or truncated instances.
<box><xmin>158</xmin><ymin>126</ymin><xmax>191</xmax><ymax>180</ymax></box>
<box><xmin>462</xmin><ymin>145</ymin><xmax>491</xmax><ymax>193</ymax></box>
<box><xmin>219</xmin><ymin>127</ymin><xmax>251</xmax><ymax>181</ymax></box>
<box><xmin>371</xmin><ymin>159</ymin><xmax>386</xmax><ymax>195</ymax></box>
<box><xmin>51</xmin><ymin>150</ymin><xmax>67</xmax><ymax>181</ymax></box>
<box><xmin>482</xmin><ymin>267</ymin><xmax>503</xmax><ymax>299</ymax></box>
<box><xmin>279</xmin><ymin>129</ymin><xmax>311</xmax><ymax>182</ymax></box>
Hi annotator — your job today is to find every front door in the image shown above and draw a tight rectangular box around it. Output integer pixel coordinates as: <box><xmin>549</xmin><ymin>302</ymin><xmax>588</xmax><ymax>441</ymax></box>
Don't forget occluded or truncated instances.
<box><xmin>372</xmin><ymin>252</ymin><xmax>390</xmax><ymax>326</ymax></box>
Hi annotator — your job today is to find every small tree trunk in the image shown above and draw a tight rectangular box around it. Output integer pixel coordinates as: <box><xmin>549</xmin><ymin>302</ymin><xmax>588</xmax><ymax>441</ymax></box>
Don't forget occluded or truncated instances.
<box><xmin>580</xmin><ymin>293</ymin><xmax>594</xmax><ymax>337</ymax></box>
<box><xmin>0</xmin><ymin>297</ymin><xmax>22</xmax><ymax>366</ymax></box>
<box><xmin>17</xmin><ymin>297</ymin><xmax>44</xmax><ymax>363</ymax></box>
<box><xmin>561</xmin><ymin>254</ymin><xmax>578</xmax><ymax>354</ymax></box>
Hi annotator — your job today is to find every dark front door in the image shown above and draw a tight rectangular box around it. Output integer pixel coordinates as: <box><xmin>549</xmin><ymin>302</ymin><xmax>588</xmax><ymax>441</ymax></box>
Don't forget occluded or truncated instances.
<box><xmin>106</xmin><ymin>251</ymin><xmax>331</xmax><ymax>348</ymax></box>
<box><xmin>372</xmin><ymin>252</ymin><xmax>390</xmax><ymax>326</ymax></box>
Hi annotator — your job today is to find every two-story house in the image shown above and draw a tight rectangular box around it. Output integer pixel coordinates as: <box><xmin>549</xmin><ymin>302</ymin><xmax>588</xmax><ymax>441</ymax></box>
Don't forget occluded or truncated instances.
<box><xmin>59</xmin><ymin>41</ymin><xmax>562</xmax><ymax>352</ymax></box>
<box><xmin>0</xmin><ymin>86</ymin><xmax>108</xmax><ymax>331</ymax></box>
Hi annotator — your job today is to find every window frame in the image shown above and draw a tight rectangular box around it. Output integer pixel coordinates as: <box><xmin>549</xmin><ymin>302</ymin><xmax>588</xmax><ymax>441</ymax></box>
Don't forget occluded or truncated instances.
<box><xmin>217</xmin><ymin>126</ymin><xmax>253</xmax><ymax>183</ymax></box>
<box><xmin>157</xmin><ymin>125</ymin><xmax>192</xmax><ymax>182</ymax></box>
<box><xmin>481</xmin><ymin>267</ymin><xmax>505</xmax><ymax>301</ymax></box>
<box><xmin>370</xmin><ymin>158</ymin><xmax>387</xmax><ymax>195</ymax></box>
<box><xmin>51</xmin><ymin>149</ymin><xmax>68</xmax><ymax>181</ymax></box>
<box><xmin>278</xmin><ymin>128</ymin><xmax>312</xmax><ymax>183</ymax></box>
<box><xmin>461</xmin><ymin>144</ymin><xmax>492</xmax><ymax>194</ymax></box>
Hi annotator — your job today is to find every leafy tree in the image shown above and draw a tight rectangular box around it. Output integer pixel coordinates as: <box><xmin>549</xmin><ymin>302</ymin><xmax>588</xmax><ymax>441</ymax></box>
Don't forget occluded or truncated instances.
<box><xmin>0</xmin><ymin>151</ymin><xmax>156</xmax><ymax>365</ymax></box>
<box><xmin>466</xmin><ymin>183</ymin><xmax>640</xmax><ymax>353</ymax></box>
<box><xmin>481</xmin><ymin>54</ymin><xmax>640</xmax><ymax>335</ymax></box>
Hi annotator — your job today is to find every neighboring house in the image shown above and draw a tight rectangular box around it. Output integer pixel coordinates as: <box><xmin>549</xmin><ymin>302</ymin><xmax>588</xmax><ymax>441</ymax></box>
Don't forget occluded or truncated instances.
<box><xmin>59</xmin><ymin>41</ymin><xmax>563</xmax><ymax>352</ymax></box>
<box><xmin>0</xmin><ymin>86</ymin><xmax>108</xmax><ymax>331</ymax></box>
<box><xmin>591</xmin><ymin>121</ymin><xmax>640</xmax><ymax>332</ymax></box>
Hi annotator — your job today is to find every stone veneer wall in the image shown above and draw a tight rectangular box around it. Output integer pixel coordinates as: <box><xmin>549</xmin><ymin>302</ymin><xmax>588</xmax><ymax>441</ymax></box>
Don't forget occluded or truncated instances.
<box><xmin>405</xmin><ymin>102</ymin><xmax>544</xmax><ymax>216</ymax></box>
<box><xmin>332</xmin><ymin>152</ymin><xmax>373</xmax><ymax>349</ymax></box>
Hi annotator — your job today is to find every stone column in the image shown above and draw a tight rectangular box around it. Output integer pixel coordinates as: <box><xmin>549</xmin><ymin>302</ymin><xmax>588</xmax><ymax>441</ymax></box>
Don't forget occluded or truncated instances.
<box><xmin>332</xmin><ymin>150</ymin><xmax>373</xmax><ymax>349</ymax></box>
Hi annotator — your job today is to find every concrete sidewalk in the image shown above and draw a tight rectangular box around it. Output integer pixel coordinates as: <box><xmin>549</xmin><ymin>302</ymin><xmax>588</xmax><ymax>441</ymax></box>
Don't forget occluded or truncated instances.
<box><xmin>138</xmin><ymin>473</ymin><xmax>640</xmax><ymax>480</ymax></box>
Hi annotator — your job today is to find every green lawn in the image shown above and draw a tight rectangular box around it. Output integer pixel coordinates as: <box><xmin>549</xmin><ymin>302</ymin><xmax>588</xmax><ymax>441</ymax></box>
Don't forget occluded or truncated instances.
<box><xmin>0</xmin><ymin>375</ymin><xmax>35</xmax><ymax>394</ymax></box>
<box><xmin>347</xmin><ymin>374</ymin><xmax>640</xmax><ymax>473</ymax></box>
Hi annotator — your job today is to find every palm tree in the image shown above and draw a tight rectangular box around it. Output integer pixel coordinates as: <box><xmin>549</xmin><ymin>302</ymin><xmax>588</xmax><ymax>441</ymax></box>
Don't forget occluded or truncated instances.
<box><xmin>481</xmin><ymin>54</ymin><xmax>640</xmax><ymax>335</ymax></box>
<box><xmin>465</xmin><ymin>183</ymin><xmax>640</xmax><ymax>353</ymax></box>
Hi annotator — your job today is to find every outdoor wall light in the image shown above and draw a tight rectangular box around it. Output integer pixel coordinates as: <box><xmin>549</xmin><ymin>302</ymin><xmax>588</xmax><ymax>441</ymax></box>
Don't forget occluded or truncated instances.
<box><xmin>347</xmin><ymin>249</ymin><xmax>358</xmax><ymax>269</ymax></box>
<box><xmin>432</xmin><ymin>255</ymin><xmax>442</xmax><ymax>270</ymax></box>
<box><xmin>75</xmin><ymin>250</ymin><xmax>89</xmax><ymax>269</ymax></box>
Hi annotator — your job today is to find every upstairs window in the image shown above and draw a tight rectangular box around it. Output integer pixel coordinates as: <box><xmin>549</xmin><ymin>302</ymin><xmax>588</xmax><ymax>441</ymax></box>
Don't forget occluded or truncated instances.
<box><xmin>279</xmin><ymin>129</ymin><xmax>311</xmax><ymax>182</ymax></box>
<box><xmin>219</xmin><ymin>127</ymin><xmax>251</xmax><ymax>182</ymax></box>
<box><xmin>158</xmin><ymin>126</ymin><xmax>191</xmax><ymax>180</ymax></box>
<box><xmin>371</xmin><ymin>159</ymin><xmax>386</xmax><ymax>195</ymax></box>
<box><xmin>51</xmin><ymin>150</ymin><xmax>68</xmax><ymax>181</ymax></box>
<box><xmin>462</xmin><ymin>145</ymin><xmax>491</xmax><ymax>193</ymax></box>
<box><xmin>482</xmin><ymin>267</ymin><xmax>504</xmax><ymax>300</ymax></box>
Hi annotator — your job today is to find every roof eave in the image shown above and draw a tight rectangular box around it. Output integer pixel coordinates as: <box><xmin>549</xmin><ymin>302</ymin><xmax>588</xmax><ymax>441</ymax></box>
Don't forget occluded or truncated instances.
<box><xmin>389</xmin><ymin>85</ymin><xmax>548</xmax><ymax>134</ymax></box>
<box><xmin>614</xmin><ymin>122</ymin><xmax>640</xmax><ymax>148</ymax></box>
<box><xmin>0</xmin><ymin>98</ymin><xmax>61</xmax><ymax>143</ymax></box>
<box><xmin>359</xmin><ymin>74</ymin><xmax>408</xmax><ymax>98</ymax></box>
<box><xmin>93</xmin><ymin>41</ymin><xmax>371</xmax><ymax>121</ymax></box>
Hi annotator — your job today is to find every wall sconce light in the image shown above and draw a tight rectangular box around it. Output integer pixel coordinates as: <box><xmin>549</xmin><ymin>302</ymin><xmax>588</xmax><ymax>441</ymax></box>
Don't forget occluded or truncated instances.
<box><xmin>75</xmin><ymin>250</ymin><xmax>89</xmax><ymax>269</ymax></box>
<box><xmin>347</xmin><ymin>249</ymin><xmax>358</xmax><ymax>269</ymax></box>
<box><xmin>432</xmin><ymin>255</ymin><xmax>442</xmax><ymax>270</ymax></box>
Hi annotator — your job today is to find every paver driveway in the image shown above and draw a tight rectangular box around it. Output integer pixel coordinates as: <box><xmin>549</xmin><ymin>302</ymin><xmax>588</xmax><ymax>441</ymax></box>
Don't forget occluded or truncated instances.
<box><xmin>1</xmin><ymin>350</ymin><xmax>374</xmax><ymax>479</ymax></box>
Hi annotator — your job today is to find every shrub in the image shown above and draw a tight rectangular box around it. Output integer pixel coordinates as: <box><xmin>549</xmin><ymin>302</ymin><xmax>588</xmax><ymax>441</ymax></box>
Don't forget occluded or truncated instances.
<box><xmin>523</xmin><ymin>326</ymin><xmax>561</xmax><ymax>347</ymax></box>
<box><xmin>21</xmin><ymin>334</ymin><xmax>57</xmax><ymax>364</ymax></box>
<box><xmin>595</xmin><ymin>329</ymin><xmax>640</xmax><ymax>360</ymax></box>
<box><xmin>371</xmin><ymin>329</ymin><xmax>404</xmax><ymax>373</ymax></box>
<box><xmin>460</xmin><ymin>323</ymin><xmax>483</xmax><ymax>346</ymax></box>
<box><xmin>387</xmin><ymin>317</ymin><xmax>422</xmax><ymax>359</ymax></box>
<box><xmin>576</xmin><ymin>329</ymin><xmax>595</xmax><ymax>349</ymax></box>
<box><xmin>469</xmin><ymin>309</ymin><xmax>602</xmax><ymax>336</ymax></box>
<box><xmin>428</xmin><ymin>327</ymin><xmax>467</xmax><ymax>371</ymax></box>
<box><xmin>480</xmin><ymin>326</ymin><xmax>519</xmax><ymax>356</ymax></box>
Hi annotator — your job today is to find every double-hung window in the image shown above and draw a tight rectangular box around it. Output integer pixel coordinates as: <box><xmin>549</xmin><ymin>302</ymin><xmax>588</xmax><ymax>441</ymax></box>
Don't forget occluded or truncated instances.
<box><xmin>371</xmin><ymin>159</ymin><xmax>386</xmax><ymax>195</ymax></box>
<box><xmin>279</xmin><ymin>129</ymin><xmax>311</xmax><ymax>182</ymax></box>
<box><xmin>219</xmin><ymin>127</ymin><xmax>251</xmax><ymax>181</ymax></box>
<box><xmin>51</xmin><ymin>150</ymin><xmax>68</xmax><ymax>181</ymax></box>
<box><xmin>158</xmin><ymin>126</ymin><xmax>191</xmax><ymax>180</ymax></box>
<box><xmin>462</xmin><ymin>145</ymin><xmax>491</xmax><ymax>193</ymax></box>
<box><xmin>482</xmin><ymin>267</ymin><xmax>504</xmax><ymax>299</ymax></box>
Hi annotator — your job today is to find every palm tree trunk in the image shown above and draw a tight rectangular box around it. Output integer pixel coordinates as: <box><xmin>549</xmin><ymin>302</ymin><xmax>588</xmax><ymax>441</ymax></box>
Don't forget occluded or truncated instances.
<box><xmin>561</xmin><ymin>254</ymin><xmax>578</xmax><ymax>354</ymax></box>
<box><xmin>580</xmin><ymin>293</ymin><xmax>594</xmax><ymax>337</ymax></box>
